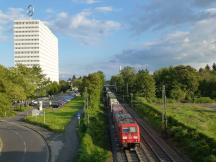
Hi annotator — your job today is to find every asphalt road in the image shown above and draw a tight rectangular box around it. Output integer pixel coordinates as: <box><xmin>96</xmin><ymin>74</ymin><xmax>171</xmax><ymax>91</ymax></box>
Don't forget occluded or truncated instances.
<box><xmin>0</xmin><ymin>121</ymin><xmax>49</xmax><ymax>162</ymax></box>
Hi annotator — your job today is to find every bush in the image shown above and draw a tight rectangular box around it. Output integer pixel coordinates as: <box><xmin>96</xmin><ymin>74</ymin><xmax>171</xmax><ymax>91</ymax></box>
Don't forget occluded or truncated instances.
<box><xmin>194</xmin><ymin>97</ymin><xmax>214</xmax><ymax>103</ymax></box>
<box><xmin>170</xmin><ymin>86</ymin><xmax>186</xmax><ymax>101</ymax></box>
<box><xmin>0</xmin><ymin>93</ymin><xmax>13</xmax><ymax>117</ymax></box>
<box><xmin>77</xmin><ymin>133</ymin><xmax>109</xmax><ymax>162</ymax></box>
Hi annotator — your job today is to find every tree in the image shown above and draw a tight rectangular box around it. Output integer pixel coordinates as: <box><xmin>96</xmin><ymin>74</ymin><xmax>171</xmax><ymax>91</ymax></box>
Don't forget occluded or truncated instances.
<box><xmin>212</xmin><ymin>63</ymin><xmax>216</xmax><ymax>72</ymax></box>
<box><xmin>9</xmin><ymin>64</ymin><xmax>46</xmax><ymax>99</ymax></box>
<box><xmin>59</xmin><ymin>80</ymin><xmax>70</xmax><ymax>92</ymax></box>
<box><xmin>47</xmin><ymin>82</ymin><xmax>60</xmax><ymax>95</ymax></box>
<box><xmin>154</xmin><ymin>67</ymin><xmax>176</xmax><ymax>97</ymax></box>
<box><xmin>110</xmin><ymin>74</ymin><xmax>124</xmax><ymax>93</ymax></box>
<box><xmin>120</xmin><ymin>66</ymin><xmax>136</xmax><ymax>95</ymax></box>
<box><xmin>0</xmin><ymin>93</ymin><xmax>11</xmax><ymax>116</ymax></box>
<box><xmin>134</xmin><ymin>70</ymin><xmax>155</xmax><ymax>101</ymax></box>
<box><xmin>205</xmin><ymin>64</ymin><xmax>210</xmax><ymax>71</ymax></box>
<box><xmin>154</xmin><ymin>65</ymin><xmax>199</xmax><ymax>100</ymax></box>
<box><xmin>72</xmin><ymin>75</ymin><xmax>76</xmax><ymax>80</ymax></box>
<box><xmin>170</xmin><ymin>84</ymin><xmax>186</xmax><ymax>101</ymax></box>
<box><xmin>0</xmin><ymin>65</ymin><xmax>26</xmax><ymax>101</ymax></box>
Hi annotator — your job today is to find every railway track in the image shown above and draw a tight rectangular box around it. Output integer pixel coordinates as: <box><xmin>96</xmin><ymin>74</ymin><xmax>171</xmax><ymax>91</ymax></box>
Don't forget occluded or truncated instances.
<box><xmin>107</xmin><ymin>103</ymin><xmax>149</xmax><ymax>162</ymax></box>
<box><xmin>125</xmin><ymin>150</ymin><xmax>140</xmax><ymax>162</ymax></box>
<box><xmin>124</xmin><ymin>104</ymin><xmax>186</xmax><ymax>162</ymax></box>
<box><xmin>106</xmin><ymin>94</ymin><xmax>185</xmax><ymax>162</ymax></box>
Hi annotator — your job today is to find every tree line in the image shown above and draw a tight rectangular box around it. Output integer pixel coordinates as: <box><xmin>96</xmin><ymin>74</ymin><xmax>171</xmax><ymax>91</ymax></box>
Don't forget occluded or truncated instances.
<box><xmin>110</xmin><ymin>63</ymin><xmax>216</xmax><ymax>102</ymax></box>
<box><xmin>0</xmin><ymin>64</ymin><xmax>70</xmax><ymax>116</ymax></box>
<box><xmin>76</xmin><ymin>71</ymin><xmax>111</xmax><ymax>162</ymax></box>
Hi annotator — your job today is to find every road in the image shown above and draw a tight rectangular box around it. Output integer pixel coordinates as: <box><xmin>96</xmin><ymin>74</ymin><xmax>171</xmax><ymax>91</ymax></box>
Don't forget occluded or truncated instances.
<box><xmin>0</xmin><ymin>121</ymin><xmax>49</xmax><ymax>162</ymax></box>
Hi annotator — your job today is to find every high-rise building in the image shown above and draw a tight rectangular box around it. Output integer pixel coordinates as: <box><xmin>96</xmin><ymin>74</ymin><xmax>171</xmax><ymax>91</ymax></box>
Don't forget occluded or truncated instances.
<box><xmin>13</xmin><ymin>19</ymin><xmax>59</xmax><ymax>82</ymax></box>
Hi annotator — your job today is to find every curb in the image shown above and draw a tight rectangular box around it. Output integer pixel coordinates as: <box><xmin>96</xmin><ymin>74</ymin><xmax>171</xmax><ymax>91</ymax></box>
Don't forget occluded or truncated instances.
<box><xmin>20</xmin><ymin>123</ymin><xmax>51</xmax><ymax>162</ymax></box>
<box><xmin>0</xmin><ymin>136</ymin><xmax>3</xmax><ymax>156</ymax></box>
<box><xmin>0</xmin><ymin>120</ymin><xmax>51</xmax><ymax>162</ymax></box>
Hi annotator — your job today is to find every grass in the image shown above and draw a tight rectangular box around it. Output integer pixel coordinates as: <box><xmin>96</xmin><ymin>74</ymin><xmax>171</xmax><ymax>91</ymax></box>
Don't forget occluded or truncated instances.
<box><xmin>25</xmin><ymin>97</ymin><xmax>83</xmax><ymax>132</ymax></box>
<box><xmin>151</xmin><ymin>101</ymin><xmax>216</xmax><ymax>140</ymax></box>
<box><xmin>0</xmin><ymin>111</ymin><xmax>16</xmax><ymax>118</ymax></box>
<box><xmin>132</xmin><ymin>97</ymin><xmax>216</xmax><ymax>161</ymax></box>
<box><xmin>77</xmin><ymin>103</ymin><xmax>111</xmax><ymax>162</ymax></box>
<box><xmin>14</xmin><ymin>105</ymin><xmax>32</xmax><ymax>112</ymax></box>
<box><xmin>0</xmin><ymin>105</ymin><xmax>32</xmax><ymax>118</ymax></box>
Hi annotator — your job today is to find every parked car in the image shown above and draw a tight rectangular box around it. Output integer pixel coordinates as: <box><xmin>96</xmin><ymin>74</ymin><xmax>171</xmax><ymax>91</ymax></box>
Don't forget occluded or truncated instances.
<box><xmin>51</xmin><ymin>101</ymin><xmax>61</xmax><ymax>108</ymax></box>
<box><xmin>29</xmin><ymin>100</ymin><xmax>38</xmax><ymax>106</ymax></box>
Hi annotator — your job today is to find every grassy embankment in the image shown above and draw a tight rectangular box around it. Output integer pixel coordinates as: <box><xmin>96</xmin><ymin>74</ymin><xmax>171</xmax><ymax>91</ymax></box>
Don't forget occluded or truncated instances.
<box><xmin>0</xmin><ymin>105</ymin><xmax>32</xmax><ymax>118</ymax></box>
<box><xmin>25</xmin><ymin>97</ymin><xmax>83</xmax><ymax>132</ymax></box>
<box><xmin>132</xmin><ymin>97</ymin><xmax>216</xmax><ymax>162</ymax></box>
<box><xmin>77</xmin><ymin>103</ymin><xmax>111</xmax><ymax>162</ymax></box>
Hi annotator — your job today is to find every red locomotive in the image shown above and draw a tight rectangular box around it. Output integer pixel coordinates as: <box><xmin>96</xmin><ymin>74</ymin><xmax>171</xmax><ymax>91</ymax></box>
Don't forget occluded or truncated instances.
<box><xmin>106</xmin><ymin>89</ymin><xmax>140</xmax><ymax>149</ymax></box>
<box><xmin>112</xmin><ymin>104</ymin><xmax>140</xmax><ymax>148</ymax></box>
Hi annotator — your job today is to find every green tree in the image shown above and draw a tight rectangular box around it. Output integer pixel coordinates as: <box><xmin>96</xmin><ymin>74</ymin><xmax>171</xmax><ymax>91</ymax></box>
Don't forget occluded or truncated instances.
<box><xmin>59</xmin><ymin>80</ymin><xmax>70</xmax><ymax>92</ymax></box>
<box><xmin>212</xmin><ymin>63</ymin><xmax>216</xmax><ymax>72</ymax></box>
<box><xmin>0</xmin><ymin>93</ymin><xmax>11</xmax><ymax>116</ymax></box>
<box><xmin>134</xmin><ymin>70</ymin><xmax>155</xmax><ymax>101</ymax></box>
<box><xmin>154</xmin><ymin>65</ymin><xmax>199</xmax><ymax>100</ymax></box>
<box><xmin>110</xmin><ymin>74</ymin><xmax>124</xmax><ymax>93</ymax></box>
<box><xmin>205</xmin><ymin>64</ymin><xmax>210</xmax><ymax>71</ymax></box>
<box><xmin>120</xmin><ymin>66</ymin><xmax>136</xmax><ymax>95</ymax></box>
<box><xmin>170</xmin><ymin>84</ymin><xmax>186</xmax><ymax>101</ymax></box>
<box><xmin>47</xmin><ymin>82</ymin><xmax>60</xmax><ymax>95</ymax></box>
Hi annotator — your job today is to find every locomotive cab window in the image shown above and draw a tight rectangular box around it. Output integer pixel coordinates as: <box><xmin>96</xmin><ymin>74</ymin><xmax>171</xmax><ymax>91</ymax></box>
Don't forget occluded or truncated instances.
<box><xmin>130</xmin><ymin>127</ymin><xmax>137</xmax><ymax>133</ymax></box>
<box><xmin>122</xmin><ymin>127</ymin><xmax>137</xmax><ymax>133</ymax></box>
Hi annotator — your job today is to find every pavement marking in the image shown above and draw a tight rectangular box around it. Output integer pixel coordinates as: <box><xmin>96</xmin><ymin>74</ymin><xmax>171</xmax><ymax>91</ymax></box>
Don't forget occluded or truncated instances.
<box><xmin>12</xmin><ymin>129</ymin><xmax>27</xmax><ymax>162</ymax></box>
<box><xmin>1</xmin><ymin>120</ymin><xmax>50</xmax><ymax>162</ymax></box>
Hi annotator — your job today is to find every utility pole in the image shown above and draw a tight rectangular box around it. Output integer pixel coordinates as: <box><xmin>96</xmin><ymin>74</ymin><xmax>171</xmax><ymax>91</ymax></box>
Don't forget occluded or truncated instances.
<box><xmin>115</xmin><ymin>82</ymin><xmax>117</xmax><ymax>92</ymax></box>
<box><xmin>162</xmin><ymin>85</ymin><xmax>167</xmax><ymax>132</ymax></box>
<box><xmin>123</xmin><ymin>89</ymin><xmax>125</xmax><ymax>102</ymax></box>
<box><xmin>126</xmin><ymin>83</ymin><xmax>129</xmax><ymax>96</ymax></box>
<box><xmin>87</xmin><ymin>94</ymin><xmax>89</xmax><ymax>124</ymax></box>
<box><xmin>43</xmin><ymin>109</ymin><xmax>46</xmax><ymax>124</ymax></box>
<box><xmin>130</xmin><ymin>93</ymin><xmax>133</xmax><ymax>107</ymax></box>
<box><xmin>84</xmin><ymin>87</ymin><xmax>88</xmax><ymax>124</ymax></box>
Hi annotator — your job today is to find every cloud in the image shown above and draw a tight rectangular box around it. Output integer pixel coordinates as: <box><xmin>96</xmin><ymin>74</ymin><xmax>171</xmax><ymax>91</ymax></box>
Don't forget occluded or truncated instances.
<box><xmin>72</xmin><ymin>0</ymin><xmax>99</xmax><ymax>4</ymax></box>
<box><xmin>95</xmin><ymin>6</ymin><xmax>112</xmax><ymax>13</ymax></box>
<box><xmin>47</xmin><ymin>10</ymin><xmax>121</xmax><ymax>44</ymax></box>
<box><xmin>205</xmin><ymin>8</ymin><xmax>216</xmax><ymax>15</ymax></box>
<box><xmin>113</xmin><ymin>17</ymin><xmax>216</xmax><ymax>71</ymax></box>
<box><xmin>130</xmin><ymin>0</ymin><xmax>216</xmax><ymax>34</ymax></box>
<box><xmin>0</xmin><ymin>8</ymin><xmax>26</xmax><ymax>41</ymax></box>
<box><xmin>194</xmin><ymin>0</ymin><xmax>216</xmax><ymax>6</ymax></box>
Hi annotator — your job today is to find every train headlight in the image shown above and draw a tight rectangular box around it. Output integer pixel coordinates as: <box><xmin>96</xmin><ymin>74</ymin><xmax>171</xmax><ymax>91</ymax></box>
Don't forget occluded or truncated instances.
<box><xmin>133</xmin><ymin>136</ymin><xmax>138</xmax><ymax>139</ymax></box>
<box><xmin>122</xmin><ymin>136</ymin><xmax>127</xmax><ymax>139</ymax></box>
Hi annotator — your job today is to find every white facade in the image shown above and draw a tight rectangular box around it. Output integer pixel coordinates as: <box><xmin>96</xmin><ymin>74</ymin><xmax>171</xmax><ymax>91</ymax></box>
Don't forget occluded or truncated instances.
<box><xmin>13</xmin><ymin>19</ymin><xmax>59</xmax><ymax>82</ymax></box>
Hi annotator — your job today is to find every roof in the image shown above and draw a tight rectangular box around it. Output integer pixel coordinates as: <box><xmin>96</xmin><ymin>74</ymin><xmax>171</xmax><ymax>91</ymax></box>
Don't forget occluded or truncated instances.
<box><xmin>114</xmin><ymin>112</ymin><xmax>136</xmax><ymax>124</ymax></box>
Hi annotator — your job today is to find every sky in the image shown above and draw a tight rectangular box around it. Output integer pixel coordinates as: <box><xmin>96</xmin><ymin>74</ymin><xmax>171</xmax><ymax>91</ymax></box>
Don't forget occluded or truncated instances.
<box><xmin>1</xmin><ymin>0</ymin><xmax>216</xmax><ymax>79</ymax></box>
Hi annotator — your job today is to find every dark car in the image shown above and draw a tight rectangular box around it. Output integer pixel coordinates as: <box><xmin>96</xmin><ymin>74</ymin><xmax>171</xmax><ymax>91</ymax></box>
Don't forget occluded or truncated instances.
<box><xmin>51</xmin><ymin>101</ymin><xmax>61</xmax><ymax>108</ymax></box>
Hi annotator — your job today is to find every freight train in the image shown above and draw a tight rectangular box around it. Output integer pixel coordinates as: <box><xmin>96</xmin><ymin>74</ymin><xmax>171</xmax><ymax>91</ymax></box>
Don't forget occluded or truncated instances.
<box><xmin>106</xmin><ymin>88</ymin><xmax>140</xmax><ymax>149</ymax></box>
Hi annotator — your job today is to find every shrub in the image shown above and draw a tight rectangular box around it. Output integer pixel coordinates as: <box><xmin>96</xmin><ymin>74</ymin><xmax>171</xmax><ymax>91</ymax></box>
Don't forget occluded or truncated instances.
<box><xmin>194</xmin><ymin>97</ymin><xmax>214</xmax><ymax>103</ymax></box>
<box><xmin>170</xmin><ymin>86</ymin><xmax>186</xmax><ymax>101</ymax></box>
<box><xmin>0</xmin><ymin>93</ymin><xmax>12</xmax><ymax>117</ymax></box>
